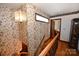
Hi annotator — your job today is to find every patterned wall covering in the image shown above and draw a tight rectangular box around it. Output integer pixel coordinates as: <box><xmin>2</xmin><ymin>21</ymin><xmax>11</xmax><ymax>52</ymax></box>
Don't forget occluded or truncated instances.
<box><xmin>0</xmin><ymin>4</ymin><xmax>50</xmax><ymax>56</ymax></box>
<box><xmin>0</xmin><ymin>6</ymin><xmax>22</xmax><ymax>55</ymax></box>
<box><xmin>26</xmin><ymin>4</ymin><xmax>50</xmax><ymax>55</ymax></box>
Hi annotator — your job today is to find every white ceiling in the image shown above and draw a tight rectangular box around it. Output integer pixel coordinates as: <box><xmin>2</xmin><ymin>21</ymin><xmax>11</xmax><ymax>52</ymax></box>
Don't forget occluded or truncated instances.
<box><xmin>1</xmin><ymin>3</ymin><xmax>79</xmax><ymax>17</ymax></box>
<box><xmin>33</xmin><ymin>3</ymin><xmax>79</xmax><ymax>17</ymax></box>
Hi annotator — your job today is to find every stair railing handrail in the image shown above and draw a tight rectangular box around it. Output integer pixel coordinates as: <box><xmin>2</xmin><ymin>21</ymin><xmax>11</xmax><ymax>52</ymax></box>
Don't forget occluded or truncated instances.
<box><xmin>39</xmin><ymin>33</ymin><xmax>59</xmax><ymax>56</ymax></box>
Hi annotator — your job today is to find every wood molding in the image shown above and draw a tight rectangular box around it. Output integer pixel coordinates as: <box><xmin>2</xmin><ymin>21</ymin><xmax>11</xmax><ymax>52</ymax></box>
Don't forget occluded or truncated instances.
<box><xmin>39</xmin><ymin>33</ymin><xmax>59</xmax><ymax>56</ymax></box>
<box><xmin>34</xmin><ymin>35</ymin><xmax>50</xmax><ymax>56</ymax></box>
<box><xmin>50</xmin><ymin>10</ymin><xmax>79</xmax><ymax>18</ymax></box>
<box><xmin>34</xmin><ymin>35</ymin><xmax>45</xmax><ymax>55</ymax></box>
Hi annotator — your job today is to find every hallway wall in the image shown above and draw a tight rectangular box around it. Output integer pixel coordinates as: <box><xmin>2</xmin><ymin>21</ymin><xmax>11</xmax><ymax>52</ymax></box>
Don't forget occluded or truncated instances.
<box><xmin>0</xmin><ymin>4</ymin><xmax>50</xmax><ymax>56</ymax></box>
<box><xmin>26</xmin><ymin>4</ymin><xmax>50</xmax><ymax>55</ymax></box>
<box><xmin>51</xmin><ymin>13</ymin><xmax>79</xmax><ymax>42</ymax></box>
<box><xmin>0</xmin><ymin>6</ymin><xmax>22</xmax><ymax>55</ymax></box>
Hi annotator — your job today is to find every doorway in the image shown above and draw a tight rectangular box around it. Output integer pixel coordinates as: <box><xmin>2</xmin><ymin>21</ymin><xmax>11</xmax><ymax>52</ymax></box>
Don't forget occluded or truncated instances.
<box><xmin>50</xmin><ymin>18</ymin><xmax>61</xmax><ymax>39</ymax></box>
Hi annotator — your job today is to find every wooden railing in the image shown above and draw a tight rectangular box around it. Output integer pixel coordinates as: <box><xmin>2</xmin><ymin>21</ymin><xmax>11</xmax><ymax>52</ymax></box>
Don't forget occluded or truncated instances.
<box><xmin>34</xmin><ymin>35</ymin><xmax>45</xmax><ymax>55</ymax></box>
<box><xmin>39</xmin><ymin>33</ymin><xmax>59</xmax><ymax>56</ymax></box>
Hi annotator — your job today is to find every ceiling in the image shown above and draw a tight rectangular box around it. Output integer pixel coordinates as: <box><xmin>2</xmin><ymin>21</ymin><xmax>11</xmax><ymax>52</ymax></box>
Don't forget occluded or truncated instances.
<box><xmin>33</xmin><ymin>3</ymin><xmax>79</xmax><ymax>17</ymax></box>
<box><xmin>0</xmin><ymin>3</ymin><xmax>24</xmax><ymax>9</ymax></box>
<box><xmin>1</xmin><ymin>3</ymin><xmax>79</xmax><ymax>17</ymax></box>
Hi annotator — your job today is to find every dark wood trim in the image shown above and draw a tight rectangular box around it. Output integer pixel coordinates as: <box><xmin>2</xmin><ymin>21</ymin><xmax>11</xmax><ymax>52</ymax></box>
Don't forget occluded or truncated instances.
<box><xmin>50</xmin><ymin>20</ymin><xmax>55</xmax><ymax>38</ymax></box>
<box><xmin>50</xmin><ymin>10</ymin><xmax>79</xmax><ymax>18</ymax></box>
<box><xmin>52</xmin><ymin>18</ymin><xmax>61</xmax><ymax>32</ymax></box>
<box><xmin>52</xmin><ymin>18</ymin><xmax>61</xmax><ymax>40</ymax></box>
<box><xmin>69</xmin><ymin>19</ymin><xmax>73</xmax><ymax>43</ymax></box>
<box><xmin>50</xmin><ymin>20</ymin><xmax>52</xmax><ymax>38</ymax></box>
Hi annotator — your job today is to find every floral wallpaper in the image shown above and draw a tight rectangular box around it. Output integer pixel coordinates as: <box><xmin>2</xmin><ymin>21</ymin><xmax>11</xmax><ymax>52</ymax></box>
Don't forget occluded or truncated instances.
<box><xmin>0</xmin><ymin>6</ymin><xmax>22</xmax><ymax>55</ymax></box>
<box><xmin>26</xmin><ymin>4</ymin><xmax>50</xmax><ymax>55</ymax></box>
<box><xmin>0</xmin><ymin>4</ymin><xmax>50</xmax><ymax>56</ymax></box>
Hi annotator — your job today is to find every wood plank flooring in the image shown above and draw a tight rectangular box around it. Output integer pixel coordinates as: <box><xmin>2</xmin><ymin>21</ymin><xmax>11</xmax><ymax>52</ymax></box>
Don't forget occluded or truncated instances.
<box><xmin>55</xmin><ymin>40</ymin><xmax>79</xmax><ymax>56</ymax></box>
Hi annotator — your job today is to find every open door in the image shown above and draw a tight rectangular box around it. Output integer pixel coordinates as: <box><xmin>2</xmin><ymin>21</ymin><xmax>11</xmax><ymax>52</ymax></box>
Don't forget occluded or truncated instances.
<box><xmin>50</xmin><ymin>18</ymin><xmax>61</xmax><ymax>40</ymax></box>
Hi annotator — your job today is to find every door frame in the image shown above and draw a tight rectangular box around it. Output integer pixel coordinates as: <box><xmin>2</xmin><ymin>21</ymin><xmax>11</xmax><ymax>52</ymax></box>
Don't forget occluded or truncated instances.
<box><xmin>50</xmin><ymin>19</ymin><xmax>55</xmax><ymax>38</ymax></box>
<box><xmin>50</xmin><ymin>18</ymin><xmax>61</xmax><ymax>39</ymax></box>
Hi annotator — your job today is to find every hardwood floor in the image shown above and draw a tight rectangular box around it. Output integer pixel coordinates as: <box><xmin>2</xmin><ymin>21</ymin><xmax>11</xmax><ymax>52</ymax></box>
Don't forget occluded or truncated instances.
<box><xmin>55</xmin><ymin>40</ymin><xmax>79</xmax><ymax>56</ymax></box>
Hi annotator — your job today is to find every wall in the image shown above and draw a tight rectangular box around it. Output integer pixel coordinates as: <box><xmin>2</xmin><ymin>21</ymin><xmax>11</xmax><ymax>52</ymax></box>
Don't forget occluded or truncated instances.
<box><xmin>0</xmin><ymin>4</ymin><xmax>50</xmax><ymax>56</ymax></box>
<box><xmin>51</xmin><ymin>13</ymin><xmax>79</xmax><ymax>42</ymax></box>
<box><xmin>0</xmin><ymin>6</ymin><xmax>22</xmax><ymax>55</ymax></box>
<box><xmin>26</xmin><ymin>4</ymin><xmax>50</xmax><ymax>55</ymax></box>
<box><xmin>54</xmin><ymin>20</ymin><xmax>60</xmax><ymax>31</ymax></box>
